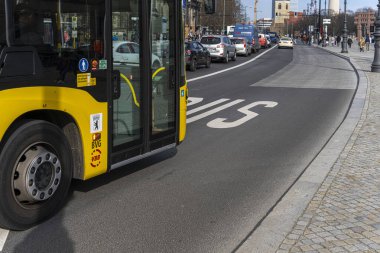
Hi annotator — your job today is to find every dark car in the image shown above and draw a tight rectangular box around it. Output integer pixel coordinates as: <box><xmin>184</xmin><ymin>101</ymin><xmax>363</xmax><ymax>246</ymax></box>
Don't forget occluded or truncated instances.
<box><xmin>185</xmin><ymin>41</ymin><xmax>211</xmax><ymax>71</ymax></box>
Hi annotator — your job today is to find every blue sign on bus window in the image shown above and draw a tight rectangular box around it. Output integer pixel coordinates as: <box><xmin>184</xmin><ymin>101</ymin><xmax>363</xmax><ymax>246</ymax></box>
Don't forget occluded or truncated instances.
<box><xmin>79</xmin><ymin>58</ymin><xmax>89</xmax><ymax>72</ymax></box>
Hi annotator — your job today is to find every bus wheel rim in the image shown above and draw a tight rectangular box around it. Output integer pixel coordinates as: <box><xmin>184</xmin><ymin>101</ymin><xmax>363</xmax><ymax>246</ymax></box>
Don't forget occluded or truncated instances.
<box><xmin>13</xmin><ymin>144</ymin><xmax>62</xmax><ymax>206</ymax></box>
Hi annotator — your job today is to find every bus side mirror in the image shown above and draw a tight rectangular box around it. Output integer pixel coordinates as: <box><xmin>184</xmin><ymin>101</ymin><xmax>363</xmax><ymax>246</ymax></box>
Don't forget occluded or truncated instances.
<box><xmin>113</xmin><ymin>70</ymin><xmax>121</xmax><ymax>99</ymax></box>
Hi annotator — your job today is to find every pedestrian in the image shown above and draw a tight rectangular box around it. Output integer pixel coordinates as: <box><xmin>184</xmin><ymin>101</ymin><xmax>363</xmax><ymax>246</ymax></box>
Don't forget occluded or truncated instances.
<box><xmin>330</xmin><ymin>36</ymin><xmax>335</xmax><ymax>47</ymax></box>
<box><xmin>336</xmin><ymin>35</ymin><xmax>341</xmax><ymax>46</ymax></box>
<box><xmin>347</xmin><ymin>37</ymin><xmax>353</xmax><ymax>48</ymax></box>
<box><xmin>359</xmin><ymin>37</ymin><xmax>365</xmax><ymax>52</ymax></box>
<box><xmin>365</xmin><ymin>34</ymin><xmax>370</xmax><ymax>51</ymax></box>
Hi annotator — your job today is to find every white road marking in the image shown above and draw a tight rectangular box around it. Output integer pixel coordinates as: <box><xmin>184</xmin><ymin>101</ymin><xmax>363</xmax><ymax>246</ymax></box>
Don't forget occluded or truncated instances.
<box><xmin>187</xmin><ymin>99</ymin><xmax>245</xmax><ymax>124</ymax></box>
<box><xmin>187</xmin><ymin>45</ymin><xmax>277</xmax><ymax>83</ymax></box>
<box><xmin>187</xmin><ymin>97</ymin><xmax>203</xmax><ymax>106</ymax></box>
<box><xmin>0</xmin><ymin>228</ymin><xmax>9</xmax><ymax>251</ymax></box>
<box><xmin>207</xmin><ymin>101</ymin><xmax>278</xmax><ymax>128</ymax></box>
<box><xmin>187</xmin><ymin>98</ymin><xmax>230</xmax><ymax>116</ymax></box>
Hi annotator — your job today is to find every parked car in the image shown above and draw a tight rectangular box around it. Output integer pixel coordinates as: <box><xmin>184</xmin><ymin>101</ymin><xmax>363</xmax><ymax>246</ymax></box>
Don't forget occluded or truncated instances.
<box><xmin>267</xmin><ymin>31</ymin><xmax>279</xmax><ymax>43</ymax></box>
<box><xmin>185</xmin><ymin>41</ymin><xmax>211</xmax><ymax>71</ymax></box>
<box><xmin>113</xmin><ymin>41</ymin><xmax>162</xmax><ymax>68</ymax></box>
<box><xmin>200</xmin><ymin>35</ymin><xmax>236</xmax><ymax>63</ymax></box>
<box><xmin>258</xmin><ymin>33</ymin><xmax>268</xmax><ymax>48</ymax></box>
<box><xmin>230</xmin><ymin>37</ymin><xmax>251</xmax><ymax>56</ymax></box>
<box><xmin>278</xmin><ymin>37</ymin><xmax>294</xmax><ymax>49</ymax></box>
<box><xmin>265</xmin><ymin>34</ymin><xmax>272</xmax><ymax>47</ymax></box>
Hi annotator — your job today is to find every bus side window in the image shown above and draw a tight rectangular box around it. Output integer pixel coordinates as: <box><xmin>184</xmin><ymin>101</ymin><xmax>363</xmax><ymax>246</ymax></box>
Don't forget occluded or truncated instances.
<box><xmin>14</xmin><ymin>2</ymin><xmax>43</xmax><ymax>46</ymax></box>
<box><xmin>0</xmin><ymin>2</ymin><xmax>7</xmax><ymax>52</ymax></box>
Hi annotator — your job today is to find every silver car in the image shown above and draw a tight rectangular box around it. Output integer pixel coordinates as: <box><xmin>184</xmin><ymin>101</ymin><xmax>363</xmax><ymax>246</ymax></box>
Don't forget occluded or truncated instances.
<box><xmin>230</xmin><ymin>37</ymin><xmax>252</xmax><ymax>56</ymax></box>
<box><xmin>200</xmin><ymin>35</ymin><xmax>236</xmax><ymax>63</ymax></box>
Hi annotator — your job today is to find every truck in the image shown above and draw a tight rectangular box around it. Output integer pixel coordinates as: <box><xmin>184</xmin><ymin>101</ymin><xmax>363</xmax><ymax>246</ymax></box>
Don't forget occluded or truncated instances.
<box><xmin>233</xmin><ymin>24</ymin><xmax>261</xmax><ymax>53</ymax></box>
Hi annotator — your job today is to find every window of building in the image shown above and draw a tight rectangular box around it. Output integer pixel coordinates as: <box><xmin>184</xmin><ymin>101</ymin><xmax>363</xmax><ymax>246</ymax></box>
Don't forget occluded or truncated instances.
<box><xmin>278</xmin><ymin>3</ymin><xmax>281</xmax><ymax>10</ymax></box>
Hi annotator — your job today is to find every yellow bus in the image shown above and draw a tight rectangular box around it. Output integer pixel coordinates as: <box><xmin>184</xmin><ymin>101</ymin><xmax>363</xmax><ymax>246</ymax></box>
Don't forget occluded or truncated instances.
<box><xmin>0</xmin><ymin>0</ymin><xmax>187</xmax><ymax>230</ymax></box>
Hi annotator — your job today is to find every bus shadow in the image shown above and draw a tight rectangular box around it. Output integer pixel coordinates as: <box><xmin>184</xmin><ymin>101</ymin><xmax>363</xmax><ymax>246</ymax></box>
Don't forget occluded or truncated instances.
<box><xmin>70</xmin><ymin>147</ymin><xmax>178</xmax><ymax>193</ymax></box>
<box><xmin>11</xmin><ymin>210</ymin><xmax>74</xmax><ymax>253</ymax></box>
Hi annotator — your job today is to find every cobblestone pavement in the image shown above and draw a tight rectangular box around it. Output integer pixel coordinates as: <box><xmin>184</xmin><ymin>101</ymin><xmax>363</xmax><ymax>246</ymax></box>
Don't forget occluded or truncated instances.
<box><xmin>276</xmin><ymin>45</ymin><xmax>380</xmax><ymax>253</ymax></box>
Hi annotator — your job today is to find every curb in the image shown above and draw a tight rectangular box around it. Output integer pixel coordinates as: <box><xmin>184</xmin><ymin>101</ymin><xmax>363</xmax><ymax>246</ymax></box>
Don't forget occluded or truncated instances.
<box><xmin>235</xmin><ymin>46</ymin><xmax>369</xmax><ymax>253</ymax></box>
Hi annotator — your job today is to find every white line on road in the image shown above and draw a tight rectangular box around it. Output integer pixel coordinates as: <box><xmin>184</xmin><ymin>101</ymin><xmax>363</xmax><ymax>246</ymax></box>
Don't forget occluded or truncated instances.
<box><xmin>186</xmin><ymin>45</ymin><xmax>277</xmax><ymax>83</ymax></box>
<box><xmin>187</xmin><ymin>97</ymin><xmax>204</xmax><ymax>106</ymax></box>
<box><xmin>186</xmin><ymin>99</ymin><xmax>245</xmax><ymax>124</ymax></box>
<box><xmin>187</xmin><ymin>98</ymin><xmax>230</xmax><ymax>116</ymax></box>
<box><xmin>0</xmin><ymin>228</ymin><xmax>9</xmax><ymax>251</ymax></box>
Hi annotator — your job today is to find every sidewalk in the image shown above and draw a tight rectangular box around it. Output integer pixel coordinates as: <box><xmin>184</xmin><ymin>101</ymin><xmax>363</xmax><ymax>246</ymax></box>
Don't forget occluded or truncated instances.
<box><xmin>237</xmin><ymin>43</ymin><xmax>380</xmax><ymax>253</ymax></box>
<box><xmin>275</xmin><ymin>45</ymin><xmax>380</xmax><ymax>252</ymax></box>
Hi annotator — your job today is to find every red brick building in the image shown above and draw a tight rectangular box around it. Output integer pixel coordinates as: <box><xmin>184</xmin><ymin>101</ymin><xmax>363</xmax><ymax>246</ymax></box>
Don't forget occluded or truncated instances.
<box><xmin>354</xmin><ymin>8</ymin><xmax>376</xmax><ymax>38</ymax></box>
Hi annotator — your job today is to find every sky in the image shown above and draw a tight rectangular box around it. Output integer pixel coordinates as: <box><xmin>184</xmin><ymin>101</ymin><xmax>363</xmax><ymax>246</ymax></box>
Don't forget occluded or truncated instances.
<box><xmin>241</xmin><ymin>0</ymin><xmax>379</xmax><ymax>20</ymax></box>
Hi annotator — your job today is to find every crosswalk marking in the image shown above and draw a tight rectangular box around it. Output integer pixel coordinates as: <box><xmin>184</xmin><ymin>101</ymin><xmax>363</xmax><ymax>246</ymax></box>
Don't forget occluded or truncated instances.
<box><xmin>187</xmin><ymin>98</ymin><xmax>230</xmax><ymax>116</ymax></box>
<box><xmin>0</xmin><ymin>228</ymin><xmax>9</xmax><ymax>251</ymax></box>
<box><xmin>187</xmin><ymin>99</ymin><xmax>245</xmax><ymax>124</ymax></box>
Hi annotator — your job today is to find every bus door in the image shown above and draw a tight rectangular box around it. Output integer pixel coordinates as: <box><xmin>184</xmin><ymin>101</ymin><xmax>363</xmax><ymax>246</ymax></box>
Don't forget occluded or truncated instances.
<box><xmin>111</xmin><ymin>0</ymin><xmax>177</xmax><ymax>167</ymax></box>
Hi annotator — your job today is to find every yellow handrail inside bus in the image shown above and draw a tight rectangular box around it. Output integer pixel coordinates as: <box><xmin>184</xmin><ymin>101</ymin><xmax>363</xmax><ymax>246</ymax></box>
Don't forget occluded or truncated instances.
<box><xmin>120</xmin><ymin>73</ymin><xmax>140</xmax><ymax>108</ymax></box>
<box><xmin>119</xmin><ymin>67</ymin><xmax>166</xmax><ymax>109</ymax></box>
<box><xmin>152</xmin><ymin>67</ymin><xmax>166</xmax><ymax>79</ymax></box>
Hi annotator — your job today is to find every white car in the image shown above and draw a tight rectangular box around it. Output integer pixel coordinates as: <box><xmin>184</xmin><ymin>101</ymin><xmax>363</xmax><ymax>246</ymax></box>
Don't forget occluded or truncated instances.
<box><xmin>278</xmin><ymin>37</ymin><xmax>294</xmax><ymax>49</ymax></box>
<box><xmin>113</xmin><ymin>41</ymin><xmax>162</xmax><ymax>68</ymax></box>
<box><xmin>230</xmin><ymin>37</ymin><xmax>251</xmax><ymax>56</ymax></box>
<box><xmin>265</xmin><ymin>34</ymin><xmax>271</xmax><ymax>47</ymax></box>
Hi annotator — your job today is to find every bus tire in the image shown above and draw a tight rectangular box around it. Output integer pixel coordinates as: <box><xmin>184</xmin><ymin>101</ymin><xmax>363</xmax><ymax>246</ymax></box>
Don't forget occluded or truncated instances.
<box><xmin>0</xmin><ymin>120</ymin><xmax>73</xmax><ymax>230</ymax></box>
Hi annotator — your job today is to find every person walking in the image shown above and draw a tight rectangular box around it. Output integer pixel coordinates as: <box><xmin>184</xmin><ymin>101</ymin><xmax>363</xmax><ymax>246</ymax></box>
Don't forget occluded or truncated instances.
<box><xmin>359</xmin><ymin>37</ymin><xmax>365</xmax><ymax>52</ymax></box>
<box><xmin>365</xmin><ymin>34</ymin><xmax>370</xmax><ymax>51</ymax></box>
<box><xmin>347</xmin><ymin>37</ymin><xmax>353</xmax><ymax>48</ymax></box>
<box><xmin>336</xmin><ymin>35</ymin><xmax>341</xmax><ymax>46</ymax></box>
<box><xmin>330</xmin><ymin>36</ymin><xmax>335</xmax><ymax>47</ymax></box>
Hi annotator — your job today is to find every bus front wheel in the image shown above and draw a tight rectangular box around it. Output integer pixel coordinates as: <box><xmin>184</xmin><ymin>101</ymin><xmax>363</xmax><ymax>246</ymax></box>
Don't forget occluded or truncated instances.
<box><xmin>0</xmin><ymin>120</ymin><xmax>73</xmax><ymax>230</ymax></box>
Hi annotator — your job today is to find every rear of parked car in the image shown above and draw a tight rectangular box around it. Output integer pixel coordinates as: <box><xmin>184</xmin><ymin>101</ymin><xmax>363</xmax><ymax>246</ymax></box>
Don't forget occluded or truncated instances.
<box><xmin>230</xmin><ymin>37</ymin><xmax>251</xmax><ymax>56</ymax></box>
<box><xmin>258</xmin><ymin>34</ymin><xmax>268</xmax><ymax>48</ymax></box>
<box><xmin>185</xmin><ymin>41</ymin><xmax>211</xmax><ymax>71</ymax></box>
<box><xmin>200</xmin><ymin>36</ymin><xmax>236</xmax><ymax>63</ymax></box>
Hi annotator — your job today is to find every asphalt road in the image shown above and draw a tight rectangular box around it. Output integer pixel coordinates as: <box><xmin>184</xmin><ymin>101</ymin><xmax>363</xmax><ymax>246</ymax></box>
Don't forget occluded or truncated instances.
<box><xmin>2</xmin><ymin>45</ymin><xmax>357</xmax><ymax>253</ymax></box>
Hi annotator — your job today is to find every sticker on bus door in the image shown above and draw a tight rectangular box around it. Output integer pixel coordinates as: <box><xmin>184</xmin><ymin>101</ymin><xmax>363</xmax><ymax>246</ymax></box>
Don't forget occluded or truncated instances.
<box><xmin>90</xmin><ymin>113</ymin><xmax>103</xmax><ymax>133</ymax></box>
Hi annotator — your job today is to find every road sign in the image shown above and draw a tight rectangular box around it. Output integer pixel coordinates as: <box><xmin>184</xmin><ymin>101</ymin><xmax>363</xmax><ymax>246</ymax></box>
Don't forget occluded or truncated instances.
<box><xmin>323</xmin><ymin>19</ymin><xmax>331</xmax><ymax>24</ymax></box>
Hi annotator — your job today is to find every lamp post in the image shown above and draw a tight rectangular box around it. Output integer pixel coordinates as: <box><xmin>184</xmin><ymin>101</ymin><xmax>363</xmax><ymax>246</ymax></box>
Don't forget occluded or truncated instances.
<box><xmin>341</xmin><ymin>0</ymin><xmax>348</xmax><ymax>53</ymax></box>
<box><xmin>222</xmin><ymin>0</ymin><xmax>225</xmax><ymax>35</ymax></box>
<box><xmin>371</xmin><ymin>0</ymin><xmax>380</xmax><ymax>72</ymax></box>
<box><xmin>318</xmin><ymin>0</ymin><xmax>321</xmax><ymax>43</ymax></box>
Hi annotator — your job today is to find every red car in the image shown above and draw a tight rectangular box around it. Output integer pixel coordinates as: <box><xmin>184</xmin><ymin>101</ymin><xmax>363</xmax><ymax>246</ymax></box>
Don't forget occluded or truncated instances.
<box><xmin>258</xmin><ymin>34</ymin><xmax>268</xmax><ymax>48</ymax></box>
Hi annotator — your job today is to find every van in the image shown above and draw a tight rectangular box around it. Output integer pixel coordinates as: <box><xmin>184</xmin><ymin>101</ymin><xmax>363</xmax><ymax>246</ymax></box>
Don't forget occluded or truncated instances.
<box><xmin>233</xmin><ymin>24</ymin><xmax>260</xmax><ymax>53</ymax></box>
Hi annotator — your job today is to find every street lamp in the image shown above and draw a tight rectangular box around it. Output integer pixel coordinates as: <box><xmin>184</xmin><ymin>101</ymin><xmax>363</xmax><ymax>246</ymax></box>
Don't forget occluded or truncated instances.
<box><xmin>371</xmin><ymin>0</ymin><xmax>380</xmax><ymax>72</ymax></box>
<box><xmin>222</xmin><ymin>0</ymin><xmax>226</xmax><ymax>35</ymax></box>
<box><xmin>341</xmin><ymin>0</ymin><xmax>348</xmax><ymax>53</ymax></box>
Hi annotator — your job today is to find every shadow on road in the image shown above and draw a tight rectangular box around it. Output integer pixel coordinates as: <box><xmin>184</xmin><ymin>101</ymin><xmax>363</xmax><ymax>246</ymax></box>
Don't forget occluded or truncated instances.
<box><xmin>9</xmin><ymin>209</ymin><xmax>74</xmax><ymax>253</ymax></box>
<box><xmin>71</xmin><ymin>147</ymin><xmax>177</xmax><ymax>193</ymax></box>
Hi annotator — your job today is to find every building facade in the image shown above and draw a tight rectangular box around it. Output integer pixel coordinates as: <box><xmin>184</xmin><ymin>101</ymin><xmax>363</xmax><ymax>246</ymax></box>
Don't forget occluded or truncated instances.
<box><xmin>274</xmin><ymin>0</ymin><xmax>290</xmax><ymax>24</ymax></box>
<box><xmin>184</xmin><ymin>0</ymin><xmax>202</xmax><ymax>38</ymax></box>
<box><xmin>257</xmin><ymin>18</ymin><xmax>273</xmax><ymax>32</ymax></box>
<box><xmin>354</xmin><ymin>8</ymin><xmax>376</xmax><ymax>38</ymax></box>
